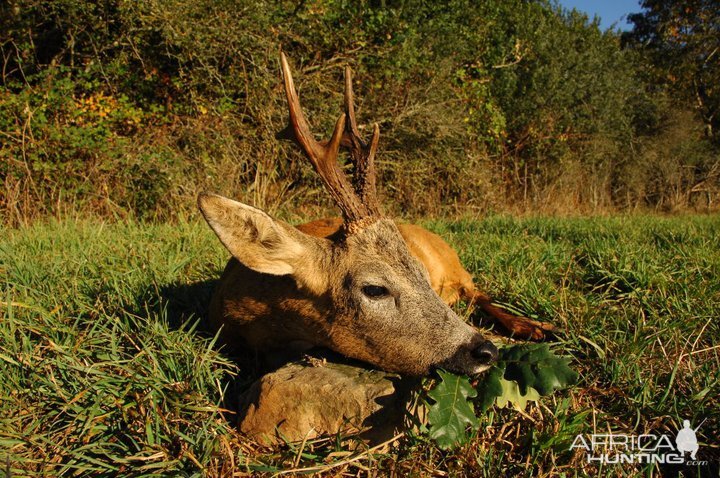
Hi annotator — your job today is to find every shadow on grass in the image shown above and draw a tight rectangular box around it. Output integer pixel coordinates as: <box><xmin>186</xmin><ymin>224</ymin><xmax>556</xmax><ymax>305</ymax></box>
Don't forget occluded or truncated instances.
<box><xmin>157</xmin><ymin>278</ymin><xmax>217</xmax><ymax>333</ymax></box>
<box><xmin>157</xmin><ymin>278</ymin><xmax>282</xmax><ymax>372</ymax></box>
<box><xmin>153</xmin><ymin>278</ymin><xmax>263</xmax><ymax>421</ymax></box>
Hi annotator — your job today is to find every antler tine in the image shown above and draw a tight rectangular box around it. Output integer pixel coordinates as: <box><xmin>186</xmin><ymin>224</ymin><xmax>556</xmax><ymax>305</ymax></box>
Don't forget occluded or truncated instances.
<box><xmin>343</xmin><ymin>66</ymin><xmax>381</xmax><ymax>216</ymax></box>
<box><xmin>281</xmin><ymin>53</ymin><xmax>345</xmax><ymax>170</ymax></box>
<box><xmin>343</xmin><ymin>66</ymin><xmax>363</xmax><ymax>144</ymax></box>
<box><xmin>280</xmin><ymin>52</ymin><xmax>371</xmax><ymax>224</ymax></box>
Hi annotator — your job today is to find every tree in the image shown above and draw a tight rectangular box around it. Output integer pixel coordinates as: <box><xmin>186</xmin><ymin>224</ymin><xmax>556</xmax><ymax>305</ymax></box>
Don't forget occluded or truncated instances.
<box><xmin>624</xmin><ymin>0</ymin><xmax>720</xmax><ymax>141</ymax></box>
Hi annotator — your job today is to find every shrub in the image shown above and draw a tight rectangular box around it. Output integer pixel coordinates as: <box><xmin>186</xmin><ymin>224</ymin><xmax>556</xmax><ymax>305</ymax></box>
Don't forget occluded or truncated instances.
<box><xmin>1</xmin><ymin>0</ymin><xmax>718</xmax><ymax>224</ymax></box>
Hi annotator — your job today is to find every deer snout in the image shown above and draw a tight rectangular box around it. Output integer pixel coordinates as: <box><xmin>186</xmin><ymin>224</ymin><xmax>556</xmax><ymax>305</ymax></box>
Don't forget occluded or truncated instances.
<box><xmin>439</xmin><ymin>330</ymin><xmax>499</xmax><ymax>376</ymax></box>
<box><xmin>460</xmin><ymin>338</ymin><xmax>498</xmax><ymax>376</ymax></box>
<box><xmin>471</xmin><ymin>340</ymin><xmax>498</xmax><ymax>365</ymax></box>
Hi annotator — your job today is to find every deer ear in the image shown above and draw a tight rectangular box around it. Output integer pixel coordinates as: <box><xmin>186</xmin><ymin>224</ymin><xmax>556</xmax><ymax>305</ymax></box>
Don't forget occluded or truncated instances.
<box><xmin>198</xmin><ymin>193</ymin><xmax>322</xmax><ymax>279</ymax></box>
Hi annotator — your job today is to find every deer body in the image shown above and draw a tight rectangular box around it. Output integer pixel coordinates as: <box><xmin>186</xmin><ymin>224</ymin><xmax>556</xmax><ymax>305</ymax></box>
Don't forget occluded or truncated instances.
<box><xmin>200</xmin><ymin>54</ymin><xmax>553</xmax><ymax>377</ymax></box>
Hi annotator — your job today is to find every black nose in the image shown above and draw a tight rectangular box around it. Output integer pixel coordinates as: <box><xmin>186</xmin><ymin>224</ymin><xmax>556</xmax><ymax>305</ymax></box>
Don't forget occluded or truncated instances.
<box><xmin>471</xmin><ymin>341</ymin><xmax>498</xmax><ymax>364</ymax></box>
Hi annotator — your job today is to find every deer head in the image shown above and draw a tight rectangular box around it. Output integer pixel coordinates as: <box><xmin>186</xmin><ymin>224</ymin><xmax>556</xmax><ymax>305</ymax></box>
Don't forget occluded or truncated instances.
<box><xmin>198</xmin><ymin>53</ymin><xmax>498</xmax><ymax>376</ymax></box>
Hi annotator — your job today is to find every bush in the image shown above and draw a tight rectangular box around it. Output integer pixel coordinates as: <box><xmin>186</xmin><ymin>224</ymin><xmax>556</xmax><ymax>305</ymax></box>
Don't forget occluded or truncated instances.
<box><xmin>1</xmin><ymin>0</ymin><xmax>718</xmax><ymax>225</ymax></box>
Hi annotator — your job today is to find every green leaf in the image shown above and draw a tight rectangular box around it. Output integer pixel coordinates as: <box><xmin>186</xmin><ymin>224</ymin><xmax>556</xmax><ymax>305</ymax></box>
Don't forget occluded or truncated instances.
<box><xmin>473</xmin><ymin>344</ymin><xmax>577</xmax><ymax>411</ymax></box>
<box><xmin>501</xmin><ymin>344</ymin><xmax>578</xmax><ymax>396</ymax></box>
<box><xmin>427</xmin><ymin>370</ymin><xmax>480</xmax><ymax>449</ymax></box>
<box><xmin>425</xmin><ymin>345</ymin><xmax>578</xmax><ymax>448</ymax></box>
<box><xmin>495</xmin><ymin>379</ymin><xmax>541</xmax><ymax>411</ymax></box>
<box><xmin>475</xmin><ymin>364</ymin><xmax>505</xmax><ymax>412</ymax></box>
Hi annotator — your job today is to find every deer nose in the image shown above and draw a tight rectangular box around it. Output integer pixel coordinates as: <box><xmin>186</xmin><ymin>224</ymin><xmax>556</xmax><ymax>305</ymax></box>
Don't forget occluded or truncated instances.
<box><xmin>471</xmin><ymin>341</ymin><xmax>498</xmax><ymax>364</ymax></box>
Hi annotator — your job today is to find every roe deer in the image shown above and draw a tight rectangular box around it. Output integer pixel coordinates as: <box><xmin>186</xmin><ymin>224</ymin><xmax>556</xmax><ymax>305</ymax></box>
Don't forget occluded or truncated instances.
<box><xmin>198</xmin><ymin>53</ymin><xmax>554</xmax><ymax>376</ymax></box>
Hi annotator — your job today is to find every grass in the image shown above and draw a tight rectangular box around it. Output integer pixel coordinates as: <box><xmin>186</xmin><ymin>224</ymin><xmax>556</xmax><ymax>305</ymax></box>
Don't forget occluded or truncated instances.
<box><xmin>1</xmin><ymin>215</ymin><xmax>719</xmax><ymax>476</ymax></box>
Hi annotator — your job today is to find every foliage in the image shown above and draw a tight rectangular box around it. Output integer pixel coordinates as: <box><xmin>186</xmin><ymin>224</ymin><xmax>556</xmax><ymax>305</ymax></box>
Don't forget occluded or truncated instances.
<box><xmin>480</xmin><ymin>344</ymin><xmax>577</xmax><ymax>412</ymax></box>
<box><xmin>501</xmin><ymin>344</ymin><xmax>577</xmax><ymax>396</ymax></box>
<box><xmin>1</xmin><ymin>0</ymin><xmax>718</xmax><ymax>224</ymax></box>
<box><xmin>426</xmin><ymin>370</ymin><xmax>480</xmax><ymax>450</ymax></box>
<box><xmin>475</xmin><ymin>364</ymin><xmax>505</xmax><ymax>412</ymax></box>
<box><xmin>427</xmin><ymin>344</ymin><xmax>577</xmax><ymax>449</ymax></box>
<box><xmin>624</xmin><ymin>0</ymin><xmax>720</xmax><ymax>141</ymax></box>
<box><xmin>619</xmin><ymin>1</ymin><xmax>720</xmax><ymax>210</ymax></box>
<box><xmin>494</xmin><ymin>376</ymin><xmax>541</xmax><ymax>411</ymax></box>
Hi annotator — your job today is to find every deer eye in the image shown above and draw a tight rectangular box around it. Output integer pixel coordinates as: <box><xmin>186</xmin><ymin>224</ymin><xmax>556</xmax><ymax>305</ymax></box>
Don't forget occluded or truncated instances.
<box><xmin>362</xmin><ymin>285</ymin><xmax>389</xmax><ymax>298</ymax></box>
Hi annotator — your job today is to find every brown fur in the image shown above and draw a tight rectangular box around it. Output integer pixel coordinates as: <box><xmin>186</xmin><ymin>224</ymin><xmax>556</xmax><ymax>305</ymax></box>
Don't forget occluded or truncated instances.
<box><xmin>203</xmin><ymin>205</ymin><xmax>554</xmax><ymax>376</ymax></box>
<box><xmin>296</xmin><ymin>218</ymin><xmax>556</xmax><ymax>339</ymax></box>
<box><xmin>200</xmin><ymin>55</ymin><xmax>551</xmax><ymax>377</ymax></box>
<box><xmin>201</xmin><ymin>193</ymin><xmax>499</xmax><ymax>376</ymax></box>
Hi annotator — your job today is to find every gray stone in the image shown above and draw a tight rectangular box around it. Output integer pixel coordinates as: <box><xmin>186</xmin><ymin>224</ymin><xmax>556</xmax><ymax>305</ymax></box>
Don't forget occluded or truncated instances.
<box><xmin>238</xmin><ymin>360</ymin><xmax>414</xmax><ymax>445</ymax></box>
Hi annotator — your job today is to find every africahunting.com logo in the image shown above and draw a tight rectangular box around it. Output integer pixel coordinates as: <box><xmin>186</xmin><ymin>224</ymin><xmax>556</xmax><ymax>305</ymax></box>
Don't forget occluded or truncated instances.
<box><xmin>570</xmin><ymin>419</ymin><xmax>708</xmax><ymax>465</ymax></box>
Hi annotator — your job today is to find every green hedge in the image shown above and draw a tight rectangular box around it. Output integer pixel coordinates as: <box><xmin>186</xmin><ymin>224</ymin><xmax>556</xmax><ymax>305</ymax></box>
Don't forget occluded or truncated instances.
<box><xmin>1</xmin><ymin>0</ymin><xmax>717</xmax><ymax>224</ymax></box>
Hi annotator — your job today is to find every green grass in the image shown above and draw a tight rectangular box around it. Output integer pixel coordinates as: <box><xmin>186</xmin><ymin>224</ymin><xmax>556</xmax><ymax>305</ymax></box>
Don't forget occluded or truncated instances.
<box><xmin>1</xmin><ymin>215</ymin><xmax>719</xmax><ymax>476</ymax></box>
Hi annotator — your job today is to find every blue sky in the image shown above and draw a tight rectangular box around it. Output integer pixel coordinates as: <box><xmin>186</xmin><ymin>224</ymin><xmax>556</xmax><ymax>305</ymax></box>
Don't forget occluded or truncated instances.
<box><xmin>557</xmin><ymin>0</ymin><xmax>643</xmax><ymax>30</ymax></box>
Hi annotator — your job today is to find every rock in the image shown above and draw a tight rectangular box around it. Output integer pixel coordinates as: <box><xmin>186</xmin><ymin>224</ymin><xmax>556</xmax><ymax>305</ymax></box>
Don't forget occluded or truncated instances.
<box><xmin>238</xmin><ymin>360</ymin><xmax>414</xmax><ymax>445</ymax></box>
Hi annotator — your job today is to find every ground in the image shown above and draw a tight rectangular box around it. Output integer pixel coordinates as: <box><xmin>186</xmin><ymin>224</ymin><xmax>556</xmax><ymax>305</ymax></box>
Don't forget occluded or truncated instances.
<box><xmin>1</xmin><ymin>215</ymin><xmax>718</xmax><ymax>476</ymax></box>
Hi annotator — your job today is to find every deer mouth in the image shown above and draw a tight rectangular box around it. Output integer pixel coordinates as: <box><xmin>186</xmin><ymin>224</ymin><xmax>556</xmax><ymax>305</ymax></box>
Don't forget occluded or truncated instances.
<box><xmin>434</xmin><ymin>360</ymin><xmax>493</xmax><ymax>377</ymax></box>
<box><xmin>467</xmin><ymin>363</ymin><xmax>494</xmax><ymax>376</ymax></box>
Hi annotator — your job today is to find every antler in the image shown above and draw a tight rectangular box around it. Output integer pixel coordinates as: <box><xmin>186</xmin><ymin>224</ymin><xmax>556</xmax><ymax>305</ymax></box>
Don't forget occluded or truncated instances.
<box><xmin>280</xmin><ymin>52</ymin><xmax>381</xmax><ymax>228</ymax></box>
<box><xmin>342</xmin><ymin>66</ymin><xmax>381</xmax><ymax>217</ymax></box>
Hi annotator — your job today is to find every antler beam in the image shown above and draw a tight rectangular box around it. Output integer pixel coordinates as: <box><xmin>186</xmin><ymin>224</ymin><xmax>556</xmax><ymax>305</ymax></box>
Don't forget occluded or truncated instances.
<box><xmin>280</xmin><ymin>52</ymin><xmax>381</xmax><ymax>227</ymax></box>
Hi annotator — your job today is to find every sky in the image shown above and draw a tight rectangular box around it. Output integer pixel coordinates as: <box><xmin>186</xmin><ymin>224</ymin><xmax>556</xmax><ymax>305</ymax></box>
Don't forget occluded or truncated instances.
<box><xmin>557</xmin><ymin>0</ymin><xmax>643</xmax><ymax>31</ymax></box>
